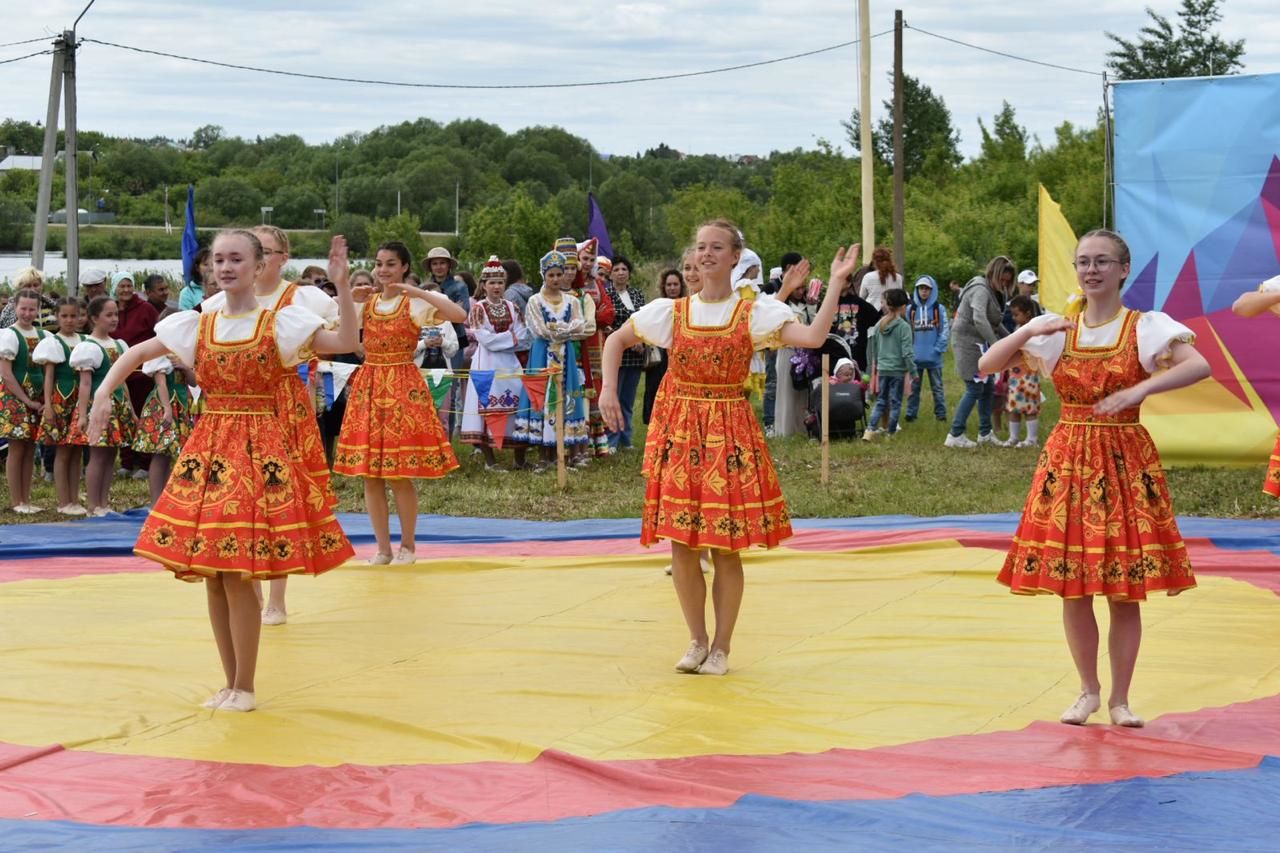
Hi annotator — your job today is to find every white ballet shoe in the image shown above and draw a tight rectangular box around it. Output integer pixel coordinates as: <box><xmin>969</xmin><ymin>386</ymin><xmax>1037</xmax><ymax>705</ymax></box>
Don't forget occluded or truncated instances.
<box><xmin>1109</xmin><ymin>704</ymin><xmax>1145</xmax><ymax>727</ymax></box>
<box><xmin>57</xmin><ymin>504</ymin><xmax>88</xmax><ymax>516</ymax></box>
<box><xmin>261</xmin><ymin>606</ymin><xmax>287</xmax><ymax>626</ymax></box>
<box><xmin>218</xmin><ymin>690</ymin><xmax>256</xmax><ymax>712</ymax></box>
<box><xmin>1060</xmin><ymin>691</ymin><xmax>1101</xmax><ymax>725</ymax></box>
<box><xmin>367</xmin><ymin>552</ymin><xmax>393</xmax><ymax>566</ymax></box>
<box><xmin>674</xmin><ymin>641</ymin><xmax>709</xmax><ymax>673</ymax></box>
<box><xmin>696</xmin><ymin>649</ymin><xmax>730</xmax><ymax>676</ymax></box>
<box><xmin>390</xmin><ymin>547</ymin><xmax>417</xmax><ymax>565</ymax></box>
<box><xmin>202</xmin><ymin>687</ymin><xmax>232</xmax><ymax>709</ymax></box>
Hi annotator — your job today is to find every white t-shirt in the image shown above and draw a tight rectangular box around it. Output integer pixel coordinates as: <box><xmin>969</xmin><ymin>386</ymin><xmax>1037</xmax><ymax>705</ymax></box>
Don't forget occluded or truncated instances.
<box><xmin>859</xmin><ymin>271</ymin><xmax>902</xmax><ymax>312</ymax></box>
<box><xmin>1020</xmin><ymin>310</ymin><xmax>1194</xmax><ymax>375</ymax></box>
<box><xmin>152</xmin><ymin>307</ymin><xmax>325</xmax><ymax>368</ymax></box>
<box><xmin>628</xmin><ymin>292</ymin><xmax>796</xmax><ymax>351</ymax></box>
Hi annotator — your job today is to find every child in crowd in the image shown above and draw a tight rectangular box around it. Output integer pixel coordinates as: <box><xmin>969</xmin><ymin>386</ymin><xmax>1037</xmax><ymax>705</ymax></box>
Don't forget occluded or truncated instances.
<box><xmin>34</xmin><ymin>297</ymin><xmax>86</xmax><ymax>514</ymax></box>
<box><xmin>461</xmin><ymin>257</ymin><xmax>530</xmax><ymax>469</ymax></box>
<box><xmin>68</xmin><ymin>296</ymin><xmax>135</xmax><ymax>516</ymax></box>
<box><xmin>905</xmin><ymin>275</ymin><xmax>949</xmax><ymax>422</ymax></box>
<box><xmin>831</xmin><ymin>357</ymin><xmax>867</xmax><ymax>389</ymax></box>
<box><xmin>132</xmin><ymin>354</ymin><xmax>197</xmax><ymax>503</ymax></box>
<box><xmin>1003</xmin><ymin>295</ymin><xmax>1042</xmax><ymax>448</ymax></box>
<box><xmin>335</xmin><ymin>241</ymin><xmax>464</xmax><ymax>565</ymax></box>
<box><xmin>863</xmin><ymin>288</ymin><xmax>915</xmax><ymax>440</ymax></box>
<box><xmin>0</xmin><ymin>290</ymin><xmax>49</xmax><ymax>512</ymax></box>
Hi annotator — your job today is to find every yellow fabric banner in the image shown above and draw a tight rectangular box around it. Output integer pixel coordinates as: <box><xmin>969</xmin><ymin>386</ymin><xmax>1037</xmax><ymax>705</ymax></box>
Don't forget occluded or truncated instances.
<box><xmin>1037</xmin><ymin>184</ymin><xmax>1078</xmax><ymax>314</ymax></box>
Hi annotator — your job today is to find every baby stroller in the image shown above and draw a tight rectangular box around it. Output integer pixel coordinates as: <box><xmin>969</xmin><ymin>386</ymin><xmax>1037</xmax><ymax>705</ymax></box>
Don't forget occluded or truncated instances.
<box><xmin>805</xmin><ymin>335</ymin><xmax>865</xmax><ymax>439</ymax></box>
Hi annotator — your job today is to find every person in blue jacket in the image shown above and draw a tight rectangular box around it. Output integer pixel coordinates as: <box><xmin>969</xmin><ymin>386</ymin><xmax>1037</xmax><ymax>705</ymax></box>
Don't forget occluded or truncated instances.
<box><xmin>905</xmin><ymin>275</ymin><xmax>950</xmax><ymax>422</ymax></box>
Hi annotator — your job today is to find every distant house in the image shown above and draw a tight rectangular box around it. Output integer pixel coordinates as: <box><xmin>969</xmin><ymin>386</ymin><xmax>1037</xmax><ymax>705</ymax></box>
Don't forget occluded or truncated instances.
<box><xmin>0</xmin><ymin>154</ymin><xmax>43</xmax><ymax>172</ymax></box>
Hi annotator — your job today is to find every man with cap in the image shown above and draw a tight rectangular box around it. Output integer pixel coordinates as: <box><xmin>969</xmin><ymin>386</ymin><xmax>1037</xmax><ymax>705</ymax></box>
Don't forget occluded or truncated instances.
<box><xmin>74</xmin><ymin>269</ymin><xmax>110</xmax><ymax>333</ymax></box>
<box><xmin>423</xmin><ymin>246</ymin><xmax>471</xmax><ymax>433</ymax></box>
<box><xmin>905</xmin><ymin>274</ymin><xmax>950</xmax><ymax>422</ymax></box>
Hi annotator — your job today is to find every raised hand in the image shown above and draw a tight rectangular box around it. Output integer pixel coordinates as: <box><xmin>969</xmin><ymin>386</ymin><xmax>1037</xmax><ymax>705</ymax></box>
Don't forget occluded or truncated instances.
<box><xmin>778</xmin><ymin>259</ymin><xmax>812</xmax><ymax>302</ymax></box>
<box><xmin>829</xmin><ymin>244</ymin><xmax>862</xmax><ymax>286</ymax></box>
<box><xmin>327</xmin><ymin>236</ymin><xmax>350</xmax><ymax>289</ymax></box>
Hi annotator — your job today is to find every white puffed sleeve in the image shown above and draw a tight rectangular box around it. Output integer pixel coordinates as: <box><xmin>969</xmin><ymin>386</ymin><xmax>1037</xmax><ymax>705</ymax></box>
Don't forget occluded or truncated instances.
<box><xmin>1259</xmin><ymin>274</ymin><xmax>1280</xmax><ymax>316</ymax></box>
<box><xmin>0</xmin><ymin>328</ymin><xmax>20</xmax><ymax>360</ymax></box>
<box><xmin>1137</xmin><ymin>311</ymin><xmax>1196</xmax><ymax>373</ymax></box>
<box><xmin>1019</xmin><ymin>313</ymin><xmax>1067</xmax><ymax>375</ymax></box>
<box><xmin>69</xmin><ymin>340</ymin><xmax>105</xmax><ymax>371</ymax></box>
<box><xmin>628</xmin><ymin>298</ymin><xmax>675</xmax><ymax>349</ymax></box>
<box><xmin>409</xmin><ymin>298</ymin><xmax>438</xmax><ymax>328</ymax></box>
<box><xmin>274</xmin><ymin>304</ymin><xmax>326</xmax><ymax>366</ymax></box>
<box><xmin>749</xmin><ymin>296</ymin><xmax>799</xmax><ymax>350</ymax></box>
<box><xmin>32</xmin><ymin>335</ymin><xmax>68</xmax><ymax>365</ymax></box>
<box><xmin>292</xmin><ymin>285</ymin><xmax>340</xmax><ymax>329</ymax></box>
<box><xmin>142</xmin><ymin>356</ymin><xmax>174</xmax><ymax>377</ymax></box>
<box><xmin>200</xmin><ymin>290</ymin><xmax>228</xmax><ymax>313</ymax></box>
<box><xmin>153</xmin><ymin>311</ymin><xmax>201</xmax><ymax>367</ymax></box>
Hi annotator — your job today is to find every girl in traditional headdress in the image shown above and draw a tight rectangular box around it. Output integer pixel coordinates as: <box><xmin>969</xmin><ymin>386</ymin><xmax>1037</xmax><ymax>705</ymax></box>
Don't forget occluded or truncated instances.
<box><xmin>461</xmin><ymin>256</ymin><xmax>530</xmax><ymax>469</ymax></box>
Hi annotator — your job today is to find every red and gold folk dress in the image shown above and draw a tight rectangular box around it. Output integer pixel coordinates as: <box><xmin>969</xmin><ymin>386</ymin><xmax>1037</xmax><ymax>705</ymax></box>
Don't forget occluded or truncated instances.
<box><xmin>334</xmin><ymin>295</ymin><xmax>459</xmax><ymax>479</ymax></box>
<box><xmin>998</xmin><ymin>309</ymin><xmax>1197</xmax><ymax>600</ymax></box>
<box><xmin>136</xmin><ymin>307</ymin><xmax>353</xmax><ymax>580</ymax></box>
<box><xmin>205</xmin><ymin>280</ymin><xmax>338</xmax><ymax>509</ymax></box>
<box><xmin>631</xmin><ymin>294</ymin><xmax>795</xmax><ymax>552</ymax></box>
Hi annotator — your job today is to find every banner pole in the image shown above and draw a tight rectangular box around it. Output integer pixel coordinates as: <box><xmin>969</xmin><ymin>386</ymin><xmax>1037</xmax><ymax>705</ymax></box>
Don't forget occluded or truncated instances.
<box><xmin>821</xmin><ymin>354</ymin><xmax>830</xmax><ymax>486</ymax></box>
<box><xmin>555</xmin><ymin>370</ymin><xmax>566</xmax><ymax>489</ymax></box>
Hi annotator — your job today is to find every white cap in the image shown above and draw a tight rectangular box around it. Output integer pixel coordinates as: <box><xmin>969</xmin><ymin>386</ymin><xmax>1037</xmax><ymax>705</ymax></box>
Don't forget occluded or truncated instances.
<box><xmin>79</xmin><ymin>268</ymin><xmax>108</xmax><ymax>286</ymax></box>
<box><xmin>769</xmin><ymin>266</ymin><xmax>783</xmax><ymax>281</ymax></box>
<box><xmin>1017</xmin><ymin>269</ymin><xmax>1039</xmax><ymax>285</ymax></box>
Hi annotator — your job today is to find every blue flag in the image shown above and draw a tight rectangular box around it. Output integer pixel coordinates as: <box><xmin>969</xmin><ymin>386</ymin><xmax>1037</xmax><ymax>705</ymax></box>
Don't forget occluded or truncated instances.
<box><xmin>181</xmin><ymin>185</ymin><xmax>199</xmax><ymax>284</ymax></box>
<box><xmin>586</xmin><ymin>192</ymin><xmax>614</xmax><ymax>261</ymax></box>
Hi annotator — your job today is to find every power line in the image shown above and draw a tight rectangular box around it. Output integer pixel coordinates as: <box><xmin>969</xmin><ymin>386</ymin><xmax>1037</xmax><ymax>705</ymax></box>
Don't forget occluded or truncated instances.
<box><xmin>0</xmin><ymin>36</ymin><xmax>52</xmax><ymax>48</ymax></box>
<box><xmin>0</xmin><ymin>49</ymin><xmax>52</xmax><ymax>66</ymax></box>
<box><xmin>905</xmin><ymin>23</ymin><xmax>1104</xmax><ymax>78</ymax></box>
<box><xmin>81</xmin><ymin>32</ymin><xmax>895</xmax><ymax>90</ymax></box>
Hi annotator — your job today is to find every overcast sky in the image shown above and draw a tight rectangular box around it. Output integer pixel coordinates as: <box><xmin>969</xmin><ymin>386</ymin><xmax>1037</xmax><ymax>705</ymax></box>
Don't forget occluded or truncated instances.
<box><xmin>3</xmin><ymin>1</ymin><xmax>1278</xmax><ymax>159</ymax></box>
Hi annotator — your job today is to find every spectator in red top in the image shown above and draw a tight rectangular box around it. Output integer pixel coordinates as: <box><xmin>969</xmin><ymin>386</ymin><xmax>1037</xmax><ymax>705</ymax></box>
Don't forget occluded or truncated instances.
<box><xmin>112</xmin><ymin>272</ymin><xmax>160</xmax><ymax>478</ymax></box>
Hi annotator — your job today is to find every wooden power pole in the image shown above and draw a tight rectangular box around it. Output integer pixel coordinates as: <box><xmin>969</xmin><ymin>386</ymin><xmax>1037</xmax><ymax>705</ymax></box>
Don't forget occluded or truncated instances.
<box><xmin>857</xmin><ymin>0</ymin><xmax>874</xmax><ymax>253</ymax></box>
<box><xmin>29</xmin><ymin>30</ymin><xmax>82</xmax><ymax>292</ymax></box>
<box><xmin>892</xmin><ymin>10</ymin><xmax>905</xmax><ymax>273</ymax></box>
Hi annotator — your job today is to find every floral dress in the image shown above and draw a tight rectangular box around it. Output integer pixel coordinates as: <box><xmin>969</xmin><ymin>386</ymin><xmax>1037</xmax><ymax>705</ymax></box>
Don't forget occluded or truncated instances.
<box><xmin>997</xmin><ymin>309</ymin><xmax>1197</xmax><ymax>600</ymax></box>
<box><xmin>205</xmin><ymin>281</ymin><xmax>339</xmax><ymax>509</ymax></box>
<box><xmin>0</xmin><ymin>325</ymin><xmax>47</xmax><ymax>441</ymax></box>
<box><xmin>137</xmin><ymin>307</ymin><xmax>354</xmax><ymax>580</ymax></box>
<box><xmin>334</xmin><ymin>294</ymin><xmax>459</xmax><ymax>479</ymax></box>
<box><xmin>67</xmin><ymin>336</ymin><xmax>136</xmax><ymax>447</ymax></box>
<box><xmin>1004</xmin><ymin>359</ymin><xmax>1042</xmax><ymax>416</ymax></box>
<box><xmin>630</xmin><ymin>293</ymin><xmax>796</xmax><ymax>552</ymax></box>
<box><xmin>460</xmin><ymin>298</ymin><xmax>528</xmax><ymax>447</ymax></box>
<box><xmin>514</xmin><ymin>290</ymin><xmax>588</xmax><ymax>447</ymax></box>
<box><xmin>132</xmin><ymin>356</ymin><xmax>195</xmax><ymax>458</ymax></box>
<box><xmin>33</xmin><ymin>333</ymin><xmax>83</xmax><ymax>444</ymax></box>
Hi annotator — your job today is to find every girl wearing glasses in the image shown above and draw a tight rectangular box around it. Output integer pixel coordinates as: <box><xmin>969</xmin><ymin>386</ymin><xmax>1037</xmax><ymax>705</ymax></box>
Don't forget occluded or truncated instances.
<box><xmin>979</xmin><ymin>229</ymin><xmax>1210</xmax><ymax>729</ymax></box>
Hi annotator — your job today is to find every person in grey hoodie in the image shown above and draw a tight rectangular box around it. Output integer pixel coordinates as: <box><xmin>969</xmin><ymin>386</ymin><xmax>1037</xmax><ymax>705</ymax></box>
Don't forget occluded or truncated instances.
<box><xmin>863</xmin><ymin>288</ymin><xmax>915</xmax><ymax>439</ymax></box>
<box><xmin>905</xmin><ymin>275</ymin><xmax>950</xmax><ymax>422</ymax></box>
<box><xmin>945</xmin><ymin>256</ymin><xmax>1014</xmax><ymax>448</ymax></box>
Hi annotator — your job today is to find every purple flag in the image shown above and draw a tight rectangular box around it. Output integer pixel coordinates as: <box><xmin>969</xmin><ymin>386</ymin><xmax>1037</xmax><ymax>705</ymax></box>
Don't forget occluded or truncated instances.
<box><xmin>586</xmin><ymin>192</ymin><xmax>614</xmax><ymax>260</ymax></box>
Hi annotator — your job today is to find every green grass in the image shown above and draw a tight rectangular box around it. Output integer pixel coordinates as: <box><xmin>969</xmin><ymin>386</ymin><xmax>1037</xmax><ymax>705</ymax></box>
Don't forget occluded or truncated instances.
<box><xmin>6</xmin><ymin>377</ymin><xmax>1275</xmax><ymax>525</ymax></box>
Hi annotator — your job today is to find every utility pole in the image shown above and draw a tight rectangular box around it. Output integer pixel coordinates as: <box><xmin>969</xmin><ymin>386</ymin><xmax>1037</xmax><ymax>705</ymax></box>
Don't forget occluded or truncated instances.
<box><xmin>31</xmin><ymin>36</ymin><xmax>66</xmax><ymax>271</ymax></box>
<box><xmin>454</xmin><ymin>180</ymin><xmax>460</xmax><ymax>237</ymax></box>
<box><xmin>857</xmin><ymin>0</ymin><xmax>874</xmax><ymax>253</ymax></box>
<box><xmin>892</xmin><ymin>10</ymin><xmax>905</xmax><ymax>273</ymax></box>
<box><xmin>63</xmin><ymin>29</ymin><xmax>80</xmax><ymax>292</ymax></box>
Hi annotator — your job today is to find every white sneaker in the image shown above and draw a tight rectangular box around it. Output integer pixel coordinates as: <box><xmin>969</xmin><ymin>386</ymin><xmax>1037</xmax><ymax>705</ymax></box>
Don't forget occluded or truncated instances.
<box><xmin>764</xmin><ymin>426</ymin><xmax>776</xmax><ymax>438</ymax></box>
<box><xmin>1060</xmin><ymin>691</ymin><xmax>1101</xmax><ymax>725</ymax></box>
<box><xmin>261</xmin><ymin>606</ymin><xmax>287</xmax><ymax>626</ymax></box>
<box><xmin>861</xmin><ymin>429</ymin><xmax>879</xmax><ymax>442</ymax></box>
<box><xmin>696</xmin><ymin>649</ymin><xmax>730</xmax><ymax>676</ymax></box>
<box><xmin>1016</xmin><ymin>439</ymin><xmax>1039</xmax><ymax>449</ymax></box>
<box><xmin>675</xmin><ymin>641</ymin><xmax>709</xmax><ymax>673</ymax></box>
<box><xmin>390</xmin><ymin>547</ymin><xmax>417</xmax><ymax>565</ymax></box>
<box><xmin>943</xmin><ymin>433</ymin><xmax>977</xmax><ymax>449</ymax></box>
<box><xmin>976</xmin><ymin>432</ymin><xmax>1002</xmax><ymax>446</ymax></box>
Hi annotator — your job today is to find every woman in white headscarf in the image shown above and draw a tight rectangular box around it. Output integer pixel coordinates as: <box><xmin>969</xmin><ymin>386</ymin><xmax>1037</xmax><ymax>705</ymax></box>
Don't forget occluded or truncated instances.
<box><xmin>732</xmin><ymin>248</ymin><xmax>768</xmax><ymax>399</ymax></box>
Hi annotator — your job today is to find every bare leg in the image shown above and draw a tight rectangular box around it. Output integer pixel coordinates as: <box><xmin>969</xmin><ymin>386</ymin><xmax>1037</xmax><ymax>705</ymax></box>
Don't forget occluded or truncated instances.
<box><xmin>709</xmin><ymin>551</ymin><xmax>745</xmax><ymax>655</ymax></box>
<box><xmin>223</xmin><ymin>575</ymin><xmax>262</xmax><ymax>693</ymax></box>
<box><xmin>85</xmin><ymin>447</ymin><xmax>115</xmax><ymax>511</ymax></box>
<box><xmin>670</xmin><ymin>542</ymin><xmax>709</xmax><ymax>645</ymax></box>
<box><xmin>389</xmin><ymin>479</ymin><xmax>418</xmax><ymax>552</ymax></box>
<box><xmin>148</xmin><ymin>454</ymin><xmax>171</xmax><ymax>505</ymax></box>
<box><xmin>1107</xmin><ymin>599</ymin><xmax>1143</xmax><ymax>708</ymax></box>
<box><xmin>54</xmin><ymin>446</ymin><xmax>76</xmax><ymax>507</ymax></box>
<box><xmin>364</xmin><ymin>477</ymin><xmax>392</xmax><ymax>557</ymax></box>
<box><xmin>67</xmin><ymin>448</ymin><xmax>83</xmax><ymax>505</ymax></box>
<box><xmin>1062</xmin><ymin>597</ymin><xmax>1102</xmax><ymax>693</ymax></box>
<box><xmin>206</xmin><ymin>574</ymin><xmax>236</xmax><ymax>689</ymax></box>
<box><xmin>6</xmin><ymin>440</ymin><xmax>32</xmax><ymax>506</ymax></box>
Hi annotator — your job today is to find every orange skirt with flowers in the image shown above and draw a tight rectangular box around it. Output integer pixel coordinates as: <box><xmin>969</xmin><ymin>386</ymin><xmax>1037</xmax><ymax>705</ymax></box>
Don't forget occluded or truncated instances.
<box><xmin>278</xmin><ymin>369</ymin><xmax>337</xmax><ymax>508</ymax></box>
<box><xmin>1265</xmin><ymin>433</ymin><xmax>1280</xmax><ymax>499</ymax></box>
<box><xmin>334</xmin><ymin>362</ymin><xmax>458</xmax><ymax>479</ymax></box>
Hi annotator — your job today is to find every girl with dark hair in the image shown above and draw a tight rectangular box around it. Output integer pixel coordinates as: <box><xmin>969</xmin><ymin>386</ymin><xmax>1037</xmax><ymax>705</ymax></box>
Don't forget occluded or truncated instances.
<box><xmin>34</xmin><ymin>297</ymin><xmax>87</xmax><ymax>514</ymax></box>
<box><xmin>0</xmin><ymin>289</ymin><xmax>48</xmax><ymax>512</ymax></box>
<box><xmin>334</xmin><ymin>241</ymin><xmax>464</xmax><ymax>565</ymax></box>
<box><xmin>603</xmin><ymin>254</ymin><xmax>644</xmax><ymax>452</ymax></box>
<box><xmin>641</xmin><ymin>268</ymin><xmax>685</xmax><ymax>426</ymax></box>
<box><xmin>68</xmin><ymin>296</ymin><xmax>135</xmax><ymax>515</ymax></box>
<box><xmin>980</xmin><ymin>229</ymin><xmax>1209</xmax><ymax>728</ymax></box>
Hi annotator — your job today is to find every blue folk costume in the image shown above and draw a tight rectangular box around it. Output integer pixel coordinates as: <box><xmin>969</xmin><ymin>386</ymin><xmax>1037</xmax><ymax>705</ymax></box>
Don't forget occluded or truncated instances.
<box><xmin>513</xmin><ymin>250</ymin><xmax>588</xmax><ymax>447</ymax></box>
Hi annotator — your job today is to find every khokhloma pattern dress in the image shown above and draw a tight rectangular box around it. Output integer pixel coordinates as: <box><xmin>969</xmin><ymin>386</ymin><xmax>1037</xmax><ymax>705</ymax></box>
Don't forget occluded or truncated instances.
<box><xmin>630</xmin><ymin>293</ymin><xmax>795</xmax><ymax>552</ymax></box>
<box><xmin>997</xmin><ymin>308</ymin><xmax>1197</xmax><ymax>601</ymax></box>
<box><xmin>135</xmin><ymin>307</ymin><xmax>354</xmax><ymax>580</ymax></box>
<box><xmin>334</xmin><ymin>294</ymin><xmax>459</xmax><ymax>479</ymax></box>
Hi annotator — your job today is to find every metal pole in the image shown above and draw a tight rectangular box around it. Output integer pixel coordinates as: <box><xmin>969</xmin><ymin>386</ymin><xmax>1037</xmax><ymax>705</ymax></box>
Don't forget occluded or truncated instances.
<box><xmin>1102</xmin><ymin>72</ymin><xmax>1113</xmax><ymax>230</ymax></box>
<box><xmin>63</xmin><ymin>29</ymin><xmax>80</xmax><ymax>292</ymax></box>
<box><xmin>892</xmin><ymin>10</ymin><xmax>905</xmax><ymax>273</ymax></box>
<box><xmin>857</xmin><ymin>0</ymin><xmax>875</xmax><ymax>252</ymax></box>
<box><xmin>555</xmin><ymin>369</ymin><xmax>566</xmax><ymax>488</ymax></box>
<box><xmin>31</xmin><ymin>36</ymin><xmax>66</xmax><ymax>270</ymax></box>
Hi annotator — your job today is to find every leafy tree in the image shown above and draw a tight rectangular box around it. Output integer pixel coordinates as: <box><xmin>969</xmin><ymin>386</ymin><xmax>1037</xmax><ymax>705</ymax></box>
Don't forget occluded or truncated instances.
<box><xmin>188</xmin><ymin>124</ymin><xmax>225</xmax><ymax>150</ymax></box>
<box><xmin>330</xmin><ymin>213</ymin><xmax>371</xmax><ymax>256</ymax></box>
<box><xmin>462</xmin><ymin>187</ymin><xmax>561</xmax><ymax>282</ymax></box>
<box><xmin>0</xmin><ymin>120</ymin><xmax>45</xmax><ymax>155</ymax></box>
<box><xmin>844</xmin><ymin>72</ymin><xmax>962</xmax><ymax>178</ymax></box>
<box><xmin>1106</xmin><ymin>0</ymin><xmax>1245</xmax><ymax>80</ymax></box>
<box><xmin>0</xmin><ymin>194</ymin><xmax>32</xmax><ymax>250</ymax></box>
<box><xmin>367</xmin><ymin>211</ymin><xmax>427</xmax><ymax>268</ymax></box>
